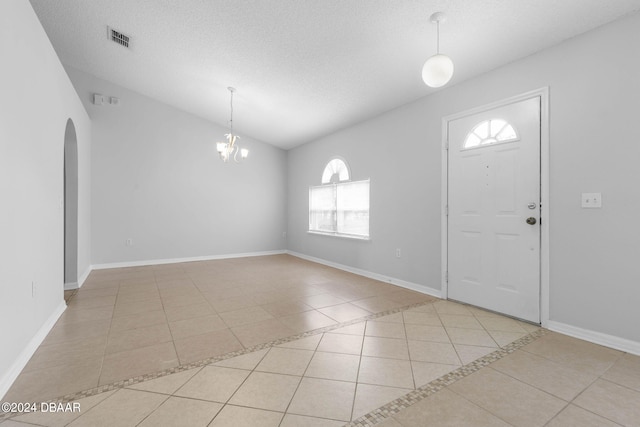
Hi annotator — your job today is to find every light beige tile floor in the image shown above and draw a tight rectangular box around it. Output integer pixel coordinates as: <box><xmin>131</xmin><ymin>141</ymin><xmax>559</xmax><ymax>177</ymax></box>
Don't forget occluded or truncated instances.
<box><xmin>2</xmin><ymin>255</ymin><xmax>639</xmax><ymax>426</ymax></box>
<box><xmin>5</xmin><ymin>255</ymin><xmax>428</xmax><ymax>404</ymax></box>
<box><xmin>7</xmin><ymin>299</ymin><xmax>513</xmax><ymax>425</ymax></box>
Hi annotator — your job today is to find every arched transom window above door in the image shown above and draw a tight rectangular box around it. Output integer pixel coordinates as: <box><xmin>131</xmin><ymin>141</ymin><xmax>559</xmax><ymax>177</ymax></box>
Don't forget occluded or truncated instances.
<box><xmin>463</xmin><ymin>119</ymin><xmax>518</xmax><ymax>149</ymax></box>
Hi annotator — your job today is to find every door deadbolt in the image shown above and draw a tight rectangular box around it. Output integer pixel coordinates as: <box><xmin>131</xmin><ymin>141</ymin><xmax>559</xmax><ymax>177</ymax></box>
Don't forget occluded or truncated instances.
<box><xmin>526</xmin><ymin>217</ymin><xmax>537</xmax><ymax>225</ymax></box>
<box><xmin>527</xmin><ymin>202</ymin><xmax>537</xmax><ymax>209</ymax></box>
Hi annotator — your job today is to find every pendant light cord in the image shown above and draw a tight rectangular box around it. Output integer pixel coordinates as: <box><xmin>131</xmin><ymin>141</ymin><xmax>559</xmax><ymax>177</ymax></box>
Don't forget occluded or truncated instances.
<box><xmin>229</xmin><ymin>89</ymin><xmax>234</xmax><ymax>135</ymax></box>
<box><xmin>436</xmin><ymin>20</ymin><xmax>440</xmax><ymax>54</ymax></box>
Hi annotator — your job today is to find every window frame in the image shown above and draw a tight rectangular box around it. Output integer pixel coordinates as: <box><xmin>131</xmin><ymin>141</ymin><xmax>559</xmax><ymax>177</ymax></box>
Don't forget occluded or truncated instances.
<box><xmin>308</xmin><ymin>159</ymin><xmax>370</xmax><ymax>240</ymax></box>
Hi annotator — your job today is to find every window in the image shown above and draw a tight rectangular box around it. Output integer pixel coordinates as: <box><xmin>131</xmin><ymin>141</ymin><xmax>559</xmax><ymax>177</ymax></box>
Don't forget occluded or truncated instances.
<box><xmin>321</xmin><ymin>158</ymin><xmax>350</xmax><ymax>184</ymax></box>
<box><xmin>463</xmin><ymin>119</ymin><xmax>518</xmax><ymax>149</ymax></box>
<box><xmin>309</xmin><ymin>158</ymin><xmax>370</xmax><ymax>239</ymax></box>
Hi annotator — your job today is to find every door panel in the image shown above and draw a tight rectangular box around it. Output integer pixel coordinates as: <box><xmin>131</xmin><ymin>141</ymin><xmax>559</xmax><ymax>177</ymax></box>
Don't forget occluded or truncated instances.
<box><xmin>447</xmin><ymin>97</ymin><xmax>541</xmax><ymax>323</ymax></box>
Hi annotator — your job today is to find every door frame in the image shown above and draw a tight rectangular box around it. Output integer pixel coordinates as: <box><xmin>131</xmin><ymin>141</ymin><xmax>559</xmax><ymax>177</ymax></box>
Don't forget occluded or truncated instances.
<box><xmin>64</xmin><ymin>118</ymin><xmax>79</xmax><ymax>290</ymax></box>
<box><xmin>440</xmin><ymin>87</ymin><xmax>550</xmax><ymax>326</ymax></box>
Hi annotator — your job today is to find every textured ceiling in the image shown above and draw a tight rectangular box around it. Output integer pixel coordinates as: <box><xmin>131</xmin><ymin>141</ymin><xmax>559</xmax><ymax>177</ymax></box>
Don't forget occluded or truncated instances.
<box><xmin>29</xmin><ymin>0</ymin><xmax>640</xmax><ymax>149</ymax></box>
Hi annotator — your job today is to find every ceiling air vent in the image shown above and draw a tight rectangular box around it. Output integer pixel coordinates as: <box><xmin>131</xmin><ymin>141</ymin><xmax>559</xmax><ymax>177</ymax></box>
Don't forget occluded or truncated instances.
<box><xmin>107</xmin><ymin>26</ymin><xmax>130</xmax><ymax>48</ymax></box>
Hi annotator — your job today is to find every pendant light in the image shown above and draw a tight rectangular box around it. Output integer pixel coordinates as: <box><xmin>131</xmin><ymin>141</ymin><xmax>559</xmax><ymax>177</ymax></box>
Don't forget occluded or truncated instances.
<box><xmin>216</xmin><ymin>87</ymin><xmax>248</xmax><ymax>163</ymax></box>
<box><xmin>422</xmin><ymin>12</ymin><xmax>454</xmax><ymax>88</ymax></box>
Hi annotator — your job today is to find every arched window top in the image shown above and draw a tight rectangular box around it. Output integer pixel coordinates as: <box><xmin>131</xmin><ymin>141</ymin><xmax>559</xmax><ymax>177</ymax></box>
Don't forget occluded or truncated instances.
<box><xmin>463</xmin><ymin>119</ymin><xmax>518</xmax><ymax>149</ymax></box>
<box><xmin>321</xmin><ymin>158</ymin><xmax>350</xmax><ymax>184</ymax></box>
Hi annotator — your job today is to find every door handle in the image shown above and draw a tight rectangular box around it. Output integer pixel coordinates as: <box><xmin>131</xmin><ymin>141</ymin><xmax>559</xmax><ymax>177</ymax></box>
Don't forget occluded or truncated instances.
<box><xmin>526</xmin><ymin>217</ymin><xmax>537</xmax><ymax>225</ymax></box>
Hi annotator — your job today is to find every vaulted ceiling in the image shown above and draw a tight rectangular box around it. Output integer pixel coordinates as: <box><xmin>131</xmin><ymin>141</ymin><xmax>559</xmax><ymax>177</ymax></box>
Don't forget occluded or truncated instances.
<box><xmin>30</xmin><ymin>0</ymin><xmax>640</xmax><ymax>149</ymax></box>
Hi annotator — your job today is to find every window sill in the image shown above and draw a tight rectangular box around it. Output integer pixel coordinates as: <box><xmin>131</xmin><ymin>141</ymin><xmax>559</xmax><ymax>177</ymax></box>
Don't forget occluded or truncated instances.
<box><xmin>307</xmin><ymin>230</ymin><xmax>371</xmax><ymax>241</ymax></box>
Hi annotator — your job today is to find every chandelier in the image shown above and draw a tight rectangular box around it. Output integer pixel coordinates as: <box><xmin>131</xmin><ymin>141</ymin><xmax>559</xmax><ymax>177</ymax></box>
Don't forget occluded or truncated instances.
<box><xmin>422</xmin><ymin>12</ymin><xmax>454</xmax><ymax>88</ymax></box>
<box><xmin>216</xmin><ymin>87</ymin><xmax>248</xmax><ymax>163</ymax></box>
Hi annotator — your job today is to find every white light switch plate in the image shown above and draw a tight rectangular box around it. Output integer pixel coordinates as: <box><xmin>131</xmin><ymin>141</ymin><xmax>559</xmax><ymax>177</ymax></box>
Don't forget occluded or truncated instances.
<box><xmin>581</xmin><ymin>192</ymin><xmax>602</xmax><ymax>208</ymax></box>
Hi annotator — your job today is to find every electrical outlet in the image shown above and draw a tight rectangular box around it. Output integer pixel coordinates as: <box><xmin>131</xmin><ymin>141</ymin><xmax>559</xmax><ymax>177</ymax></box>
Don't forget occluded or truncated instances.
<box><xmin>126</xmin><ymin>238</ymin><xmax>134</xmax><ymax>246</ymax></box>
<box><xmin>282</xmin><ymin>231</ymin><xmax>287</xmax><ymax>238</ymax></box>
<box><xmin>396</xmin><ymin>248</ymin><xmax>401</xmax><ymax>258</ymax></box>
<box><xmin>581</xmin><ymin>193</ymin><xmax>602</xmax><ymax>208</ymax></box>
<box><xmin>32</xmin><ymin>281</ymin><xmax>37</xmax><ymax>298</ymax></box>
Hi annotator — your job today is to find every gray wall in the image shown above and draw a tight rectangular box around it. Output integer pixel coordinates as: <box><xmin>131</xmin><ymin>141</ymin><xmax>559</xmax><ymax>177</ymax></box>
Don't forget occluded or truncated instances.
<box><xmin>288</xmin><ymin>12</ymin><xmax>640</xmax><ymax>343</ymax></box>
<box><xmin>0</xmin><ymin>0</ymin><xmax>91</xmax><ymax>397</ymax></box>
<box><xmin>66</xmin><ymin>68</ymin><xmax>288</xmax><ymax>265</ymax></box>
<box><xmin>287</xmin><ymin>103</ymin><xmax>440</xmax><ymax>290</ymax></box>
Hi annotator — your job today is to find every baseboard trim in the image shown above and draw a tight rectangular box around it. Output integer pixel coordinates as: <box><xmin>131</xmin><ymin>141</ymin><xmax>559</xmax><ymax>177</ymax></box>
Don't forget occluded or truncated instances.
<box><xmin>78</xmin><ymin>265</ymin><xmax>91</xmax><ymax>287</ymax></box>
<box><xmin>63</xmin><ymin>282</ymin><xmax>78</xmax><ymax>291</ymax></box>
<box><xmin>91</xmin><ymin>250</ymin><xmax>288</xmax><ymax>270</ymax></box>
<box><xmin>64</xmin><ymin>265</ymin><xmax>93</xmax><ymax>290</ymax></box>
<box><xmin>547</xmin><ymin>320</ymin><xmax>640</xmax><ymax>356</ymax></box>
<box><xmin>0</xmin><ymin>300</ymin><xmax>66</xmax><ymax>400</ymax></box>
<box><xmin>287</xmin><ymin>251</ymin><xmax>442</xmax><ymax>299</ymax></box>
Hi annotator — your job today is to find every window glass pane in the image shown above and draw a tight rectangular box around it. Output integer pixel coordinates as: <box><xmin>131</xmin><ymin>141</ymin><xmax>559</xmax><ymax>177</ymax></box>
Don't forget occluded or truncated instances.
<box><xmin>309</xmin><ymin>185</ymin><xmax>336</xmax><ymax>232</ymax></box>
<box><xmin>464</xmin><ymin>133</ymin><xmax>481</xmax><ymax>148</ymax></box>
<box><xmin>475</xmin><ymin>121</ymin><xmax>489</xmax><ymax>139</ymax></box>
<box><xmin>336</xmin><ymin>180</ymin><xmax>369</xmax><ymax>237</ymax></box>
<box><xmin>496</xmin><ymin>124</ymin><xmax>517</xmax><ymax>141</ymax></box>
<box><xmin>490</xmin><ymin>119</ymin><xmax>507</xmax><ymax>136</ymax></box>
<box><xmin>321</xmin><ymin>168</ymin><xmax>333</xmax><ymax>184</ymax></box>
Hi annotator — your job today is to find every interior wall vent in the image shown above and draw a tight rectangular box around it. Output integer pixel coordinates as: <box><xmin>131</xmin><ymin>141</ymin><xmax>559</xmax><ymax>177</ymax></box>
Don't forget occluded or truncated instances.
<box><xmin>107</xmin><ymin>26</ymin><xmax>130</xmax><ymax>48</ymax></box>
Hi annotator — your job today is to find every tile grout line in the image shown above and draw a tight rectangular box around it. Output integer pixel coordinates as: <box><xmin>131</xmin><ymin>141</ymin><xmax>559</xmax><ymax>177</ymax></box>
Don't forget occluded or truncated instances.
<box><xmin>152</xmin><ymin>276</ymin><xmax>185</xmax><ymax>375</ymax></box>
<box><xmin>421</xmin><ymin>307</ymin><xmax>464</xmax><ymax>375</ymax></box>
<box><xmin>539</xmin><ymin>359</ymin><xmax>632</xmax><ymax>427</ymax></box>
<box><xmin>445</xmin><ymin>385</ymin><xmax>517</xmax><ymax>427</ymax></box>
<box><xmin>401</xmin><ymin>311</ymin><xmax>419</xmax><ymax>391</ymax></box>
<box><xmin>349</xmin><ymin>322</ymin><xmax>368</xmax><ymax>422</ymax></box>
<box><xmin>276</xmin><ymin>330</ymin><xmax>322</xmax><ymax>426</ymax></box>
<box><xmin>96</xmin><ymin>279</ymin><xmax>126</xmax><ymax>389</ymax></box>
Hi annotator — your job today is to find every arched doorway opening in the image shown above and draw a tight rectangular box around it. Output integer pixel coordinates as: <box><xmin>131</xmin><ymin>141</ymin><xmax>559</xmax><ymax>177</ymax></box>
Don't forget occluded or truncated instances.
<box><xmin>64</xmin><ymin>119</ymin><xmax>78</xmax><ymax>288</ymax></box>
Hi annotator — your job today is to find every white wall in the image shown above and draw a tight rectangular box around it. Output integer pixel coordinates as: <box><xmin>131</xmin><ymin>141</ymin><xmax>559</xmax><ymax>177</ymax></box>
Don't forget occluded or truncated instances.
<box><xmin>66</xmin><ymin>68</ymin><xmax>288</xmax><ymax>266</ymax></box>
<box><xmin>0</xmin><ymin>0</ymin><xmax>91</xmax><ymax>397</ymax></box>
<box><xmin>288</xmin><ymin>12</ymin><xmax>640</xmax><ymax>345</ymax></box>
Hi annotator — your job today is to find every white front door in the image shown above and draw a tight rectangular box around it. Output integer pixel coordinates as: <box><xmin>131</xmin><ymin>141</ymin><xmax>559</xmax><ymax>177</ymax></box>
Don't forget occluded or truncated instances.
<box><xmin>447</xmin><ymin>97</ymin><xmax>541</xmax><ymax>323</ymax></box>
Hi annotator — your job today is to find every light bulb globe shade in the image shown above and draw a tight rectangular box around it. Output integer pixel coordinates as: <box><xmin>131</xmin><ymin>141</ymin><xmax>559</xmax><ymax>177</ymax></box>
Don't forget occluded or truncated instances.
<box><xmin>422</xmin><ymin>54</ymin><xmax>454</xmax><ymax>88</ymax></box>
<box><xmin>240</xmin><ymin>148</ymin><xmax>249</xmax><ymax>159</ymax></box>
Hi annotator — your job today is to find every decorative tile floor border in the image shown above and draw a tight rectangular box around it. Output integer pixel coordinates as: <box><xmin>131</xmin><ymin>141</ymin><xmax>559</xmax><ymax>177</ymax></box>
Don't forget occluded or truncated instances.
<box><xmin>347</xmin><ymin>327</ymin><xmax>548</xmax><ymax>427</ymax></box>
<box><xmin>0</xmin><ymin>299</ymin><xmax>546</xmax><ymax>424</ymax></box>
